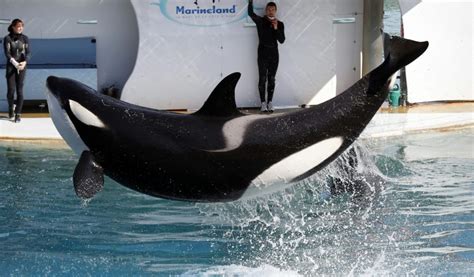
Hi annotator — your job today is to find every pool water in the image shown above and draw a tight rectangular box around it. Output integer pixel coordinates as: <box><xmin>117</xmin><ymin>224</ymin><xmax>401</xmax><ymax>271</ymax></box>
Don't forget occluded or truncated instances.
<box><xmin>1</xmin><ymin>129</ymin><xmax>473</xmax><ymax>276</ymax></box>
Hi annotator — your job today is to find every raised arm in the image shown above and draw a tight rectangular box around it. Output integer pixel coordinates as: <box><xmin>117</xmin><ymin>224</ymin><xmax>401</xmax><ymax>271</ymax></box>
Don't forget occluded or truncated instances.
<box><xmin>248</xmin><ymin>0</ymin><xmax>261</xmax><ymax>24</ymax></box>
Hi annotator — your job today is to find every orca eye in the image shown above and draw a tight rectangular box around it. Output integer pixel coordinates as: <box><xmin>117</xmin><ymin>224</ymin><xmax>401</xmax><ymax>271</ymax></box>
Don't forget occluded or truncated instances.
<box><xmin>69</xmin><ymin>100</ymin><xmax>106</xmax><ymax>128</ymax></box>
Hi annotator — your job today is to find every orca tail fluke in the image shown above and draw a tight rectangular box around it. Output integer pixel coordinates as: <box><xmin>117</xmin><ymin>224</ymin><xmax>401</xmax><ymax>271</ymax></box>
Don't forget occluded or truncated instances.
<box><xmin>388</xmin><ymin>36</ymin><xmax>429</xmax><ymax>73</ymax></box>
<box><xmin>373</xmin><ymin>36</ymin><xmax>429</xmax><ymax>82</ymax></box>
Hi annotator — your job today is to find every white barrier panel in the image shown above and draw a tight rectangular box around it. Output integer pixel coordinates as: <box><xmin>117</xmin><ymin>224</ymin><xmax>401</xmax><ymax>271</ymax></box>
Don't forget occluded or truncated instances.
<box><xmin>400</xmin><ymin>0</ymin><xmax>473</xmax><ymax>103</ymax></box>
<box><xmin>123</xmin><ymin>0</ymin><xmax>363</xmax><ymax>110</ymax></box>
<box><xmin>0</xmin><ymin>69</ymin><xmax>97</xmax><ymax>112</ymax></box>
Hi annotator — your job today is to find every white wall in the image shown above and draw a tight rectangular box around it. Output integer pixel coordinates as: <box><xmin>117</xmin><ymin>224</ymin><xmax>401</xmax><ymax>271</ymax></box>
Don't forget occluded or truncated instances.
<box><xmin>0</xmin><ymin>0</ymin><xmax>365</xmax><ymax>110</ymax></box>
<box><xmin>122</xmin><ymin>0</ymin><xmax>364</xmax><ymax>110</ymax></box>
<box><xmin>399</xmin><ymin>0</ymin><xmax>473</xmax><ymax>103</ymax></box>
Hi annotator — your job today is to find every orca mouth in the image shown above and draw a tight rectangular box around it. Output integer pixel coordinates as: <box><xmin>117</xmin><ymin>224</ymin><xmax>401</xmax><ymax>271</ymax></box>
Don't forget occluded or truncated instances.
<box><xmin>45</xmin><ymin>77</ymin><xmax>89</xmax><ymax>155</ymax></box>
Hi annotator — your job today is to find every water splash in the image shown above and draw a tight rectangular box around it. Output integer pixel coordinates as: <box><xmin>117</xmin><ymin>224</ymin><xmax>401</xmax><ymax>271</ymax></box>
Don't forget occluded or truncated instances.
<box><xmin>181</xmin><ymin>264</ymin><xmax>301</xmax><ymax>277</ymax></box>
<box><xmin>197</xmin><ymin>142</ymin><xmax>390</xmax><ymax>275</ymax></box>
<box><xmin>80</xmin><ymin>198</ymin><xmax>93</xmax><ymax>207</ymax></box>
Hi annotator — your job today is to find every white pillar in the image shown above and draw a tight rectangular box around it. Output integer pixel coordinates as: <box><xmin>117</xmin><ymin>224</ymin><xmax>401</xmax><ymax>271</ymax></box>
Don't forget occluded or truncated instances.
<box><xmin>362</xmin><ymin>0</ymin><xmax>384</xmax><ymax>75</ymax></box>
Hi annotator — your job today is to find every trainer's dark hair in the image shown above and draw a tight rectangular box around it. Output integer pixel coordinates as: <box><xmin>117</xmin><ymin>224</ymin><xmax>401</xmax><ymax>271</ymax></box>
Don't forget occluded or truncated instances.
<box><xmin>8</xmin><ymin>18</ymin><xmax>23</xmax><ymax>34</ymax></box>
<box><xmin>266</xmin><ymin>2</ymin><xmax>277</xmax><ymax>9</ymax></box>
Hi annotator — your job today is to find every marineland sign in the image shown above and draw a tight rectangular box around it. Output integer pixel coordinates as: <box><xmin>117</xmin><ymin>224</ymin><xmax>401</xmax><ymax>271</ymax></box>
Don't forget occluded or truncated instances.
<box><xmin>151</xmin><ymin>0</ymin><xmax>248</xmax><ymax>27</ymax></box>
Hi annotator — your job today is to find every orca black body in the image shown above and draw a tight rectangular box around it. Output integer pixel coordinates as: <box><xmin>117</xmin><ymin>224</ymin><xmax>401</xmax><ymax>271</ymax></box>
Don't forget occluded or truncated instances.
<box><xmin>46</xmin><ymin>36</ymin><xmax>428</xmax><ymax>202</ymax></box>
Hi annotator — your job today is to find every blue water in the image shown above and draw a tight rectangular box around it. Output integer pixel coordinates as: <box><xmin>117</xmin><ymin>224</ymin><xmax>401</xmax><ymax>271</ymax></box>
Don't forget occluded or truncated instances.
<box><xmin>1</xmin><ymin>2</ymin><xmax>473</xmax><ymax>275</ymax></box>
<box><xmin>1</xmin><ymin>129</ymin><xmax>473</xmax><ymax>276</ymax></box>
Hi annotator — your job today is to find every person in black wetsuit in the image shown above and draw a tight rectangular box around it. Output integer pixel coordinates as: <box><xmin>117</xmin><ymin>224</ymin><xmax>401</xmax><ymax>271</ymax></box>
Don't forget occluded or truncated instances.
<box><xmin>3</xmin><ymin>18</ymin><xmax>30</xmax><ymax>123</ymax></box>
<box><xmin>248</xmin><ymin>0</ymin><xmax>285</xmax><ymax>113</ymax></box>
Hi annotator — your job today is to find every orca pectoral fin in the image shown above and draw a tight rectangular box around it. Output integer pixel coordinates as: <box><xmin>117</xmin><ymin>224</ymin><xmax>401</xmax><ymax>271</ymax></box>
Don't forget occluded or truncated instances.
<box><xmin>73</xmin><ymin>151</ymin><xmax>104</xmax><ymax>199</ymax></box>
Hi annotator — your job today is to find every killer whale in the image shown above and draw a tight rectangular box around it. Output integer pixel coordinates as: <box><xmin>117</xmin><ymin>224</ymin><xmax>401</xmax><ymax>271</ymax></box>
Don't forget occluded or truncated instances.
<box><xmin>45</xmin><ymin>36</ymin><xmax>428</xmax><ymax>202</ymax></box>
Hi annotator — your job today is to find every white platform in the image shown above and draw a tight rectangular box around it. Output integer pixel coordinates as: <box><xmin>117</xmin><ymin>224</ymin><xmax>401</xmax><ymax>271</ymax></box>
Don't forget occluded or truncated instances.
<box><xmin>0</xmin><ymin>117</ymin><xmax>62</xmax><ymax>140</ymax></box>
<box><xmin>361</xmin><ymin>111</ymin><xmax>474</xmax><ymax>138</ymax></box>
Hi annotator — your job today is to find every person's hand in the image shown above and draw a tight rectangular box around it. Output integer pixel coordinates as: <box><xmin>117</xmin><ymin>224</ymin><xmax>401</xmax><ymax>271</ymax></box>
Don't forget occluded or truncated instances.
<box><xmin>18</xmin><ymin>61</ymin><xmax>26</xmax><ymax>71</ymax></box>
<box><xmin>271</xmin><ymin>19</ymin><xmax>278</xmax><ymax>30</ymax></box>
<box><xmin>10</xmin><ymin>58</ymin><xmax>20</xmax><ymax>69</ymax></box>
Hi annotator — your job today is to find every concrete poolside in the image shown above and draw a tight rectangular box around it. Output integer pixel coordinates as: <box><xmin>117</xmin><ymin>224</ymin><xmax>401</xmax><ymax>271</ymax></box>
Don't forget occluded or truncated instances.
<box><xmin>361</xmin><ymin>102</ymin><xmax>474</xmax><ymax>138</ymax></box>
<box><xmin>0</xmin><ymin>102</ymin><xmax>473</xmax><ymax>144</ymax></box>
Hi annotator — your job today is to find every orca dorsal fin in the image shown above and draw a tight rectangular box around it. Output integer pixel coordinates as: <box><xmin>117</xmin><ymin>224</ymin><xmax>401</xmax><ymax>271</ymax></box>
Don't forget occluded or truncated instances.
<box><xmin>194</xmin><ymin>72</ymin><xmax>242</xmax><ymax>117</ymax></box>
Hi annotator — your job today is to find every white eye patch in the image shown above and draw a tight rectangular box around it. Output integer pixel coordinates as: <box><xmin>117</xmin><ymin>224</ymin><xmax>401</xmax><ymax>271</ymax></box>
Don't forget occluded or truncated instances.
<box><xmin>69</xmin><ymin>100</ymin><xmax>106</xmax><ymax>128</ymax></box>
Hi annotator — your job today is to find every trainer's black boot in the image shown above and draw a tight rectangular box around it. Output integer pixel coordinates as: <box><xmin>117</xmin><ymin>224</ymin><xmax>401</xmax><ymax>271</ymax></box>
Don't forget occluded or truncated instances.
<box><xmin>8</xmin><ymin>106</ymin><xmax>14</xmax><ymax>120</ymax></box>
<box><xmin>14</xmin><ymin>114</ymin><xmax>21</xmax><ymax>123</ymax></box>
